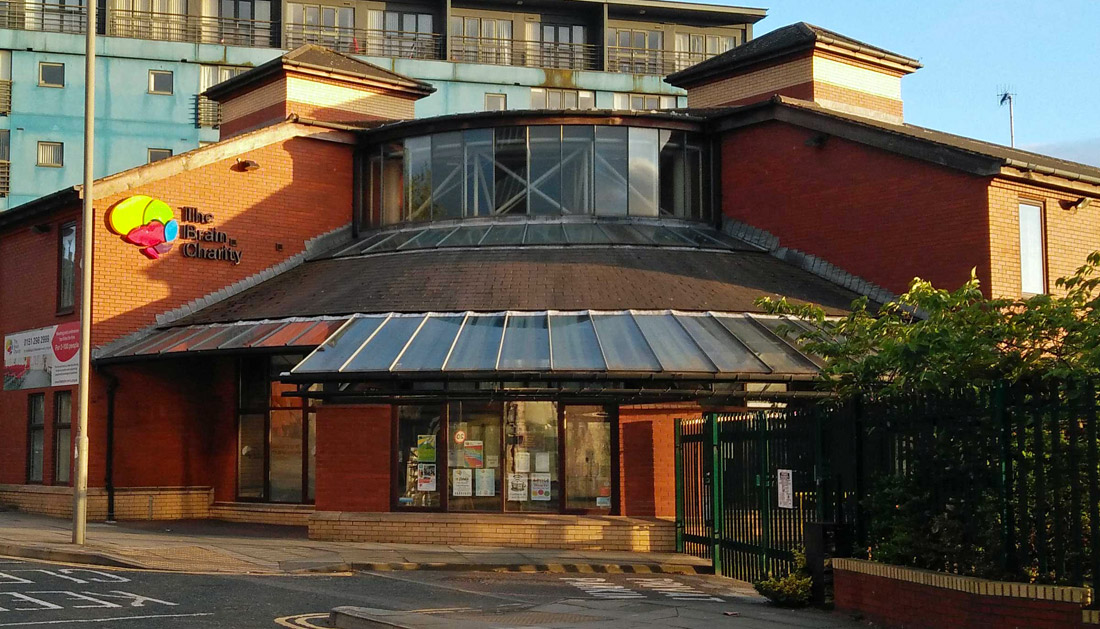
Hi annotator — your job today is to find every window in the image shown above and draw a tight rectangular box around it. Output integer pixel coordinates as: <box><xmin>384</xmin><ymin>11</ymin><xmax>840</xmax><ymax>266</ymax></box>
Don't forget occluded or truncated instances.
<box><xmin>53</xmin><ymin>391</ymin><xmax>72</xmax><ymax>485</ymax></box>
<box><xmin>1019</xmin><ymin>202</ymin><xmax>1046</xmax><ymax>294</ymax></box>
<box><xmin>608</xmin><ymin>28</ymin><xmax>663</xmax><ymax>73</ymax></box>
<box><xmin>484</xmin><ymin>93</ymin><xmax>506</xmax><ymax>111</ymax></box>
<box><xmin>530</xmin><ymin>88</ymin><xmax>595</xmax><ymax>110</ymax></box>
<box><xmin>0</xmin><ymin>129</ymin><xmax>9</xmax><ymax>197</ymax></box>
<box><xmin>0</xmin><ymin>50</ymin><xmax>11</xmax><ymax>116</ymax></box>
<box><xmin>613</xmin><ymin>93</ymin><xmax>678</xmax><ymax>111</ymax></box>
<box><xmin>451</xmin><ymin>16</ymin><xmax>513</xmax><ymax>65</ymax></box>
<box><xmin>148</xmin><ymin>70</ymin><xmax>173</xmax><ymax>94</ymax></box>
<box><xmin>38</xmin><ymin>62</ymin><xmax>64</xmax><ymax>87</ymax></box>
<box><xmin>673</xmin><ymin>32</ymin><xmax>737</xmax><ymax>70</ymax></box>
<box><xmin>148</xmin><ymin>148</ymin><xmax>172</xmax><ymax>163</ymax></box>
<box><xmin>287</xmin><ymin>3</ymin><xmax>356</xmax><ymax>52</ymax></box>
<box><xmin>27</xmin><ymin>394</ymin><xmax>45</xmax><ymax>483</ymax></box>
<box><xmin>37</xmin><ymin>141</ymin><xmax>63</xmax><ymax>167</ymax></box>
<box><xmin>57</xmin><ymin>221</ymin><xmax>76</xmax><ymax>313</ymax></box>
<box><xmin>361</xmin><ymin>10</ymin><xmax>436</xmax><ymax>58</ymax></box>
<box><xmin>198</xmin><ymin>65</ymin><xmax>246</xmax><ymax>127</ymax></box>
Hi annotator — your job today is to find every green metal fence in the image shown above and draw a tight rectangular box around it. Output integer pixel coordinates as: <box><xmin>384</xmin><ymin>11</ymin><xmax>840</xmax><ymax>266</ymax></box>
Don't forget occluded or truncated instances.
<box><xmin>676</xmin><ymin>382</ymin><xmax>1100</xmax><ymax>595</ymax></box>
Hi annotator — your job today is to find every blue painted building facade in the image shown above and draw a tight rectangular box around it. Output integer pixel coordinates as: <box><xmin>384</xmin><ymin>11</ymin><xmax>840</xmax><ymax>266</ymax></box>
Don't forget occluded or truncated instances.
<box><xmin>0</xmin><ymin>0</ymin><xmax>763</xmax><ymax>209</ymax></box>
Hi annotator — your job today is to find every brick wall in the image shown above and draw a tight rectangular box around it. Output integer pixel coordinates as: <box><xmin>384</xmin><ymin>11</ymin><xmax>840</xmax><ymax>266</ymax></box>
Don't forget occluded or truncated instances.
<box><xmin>834</xmin><ymin>558</ymin><xmax>1092</xmax><ymax>629</ymax></box>
<box><xmin>686</xmin><ymin>54</ymin><xmax>814</xmax><ymax>108</ymax></box>
<box><xmin>0</xmin><ymin>485</ymin><xmax>212</xmax><ymax>521</ymax></box>
<box><xmin>987</xmin><ymin>178</ymin><xmax>1100</xmax><ymax>299</ymax></box>
<box><xmin>314</xmin><ymin>404</ymin><xmax>392</xmax><ymax>512</ymax></box>
<box><xmin>91</xmin><ymin>134</ymin><xmax>353</xmax><ymax>347</ymax></box>
<box><xmin>721</xmin><ymin>120</ymin><xmax>993</xmax><ymax>295</ymax></box>
<box><xmin>619</xmin><ymin>405</ymin><xmax>698</xmax><ymax>518</ymax></box>
<box><xmin>309</xmin><ymin>511</ymin><xmax>676</xmax><ymax>551</ymax></box>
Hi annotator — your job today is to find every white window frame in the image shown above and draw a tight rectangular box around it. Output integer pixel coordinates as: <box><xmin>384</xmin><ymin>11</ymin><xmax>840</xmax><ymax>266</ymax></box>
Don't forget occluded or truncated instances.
<box><xmin>148</xmin><ymin>69</ymin><xmax>174</xmax><ymax>95</ymax></box>
<box><xmin>38</xmin><ymin>62</ymin><xmax>65</xmax><ymax>88</ymax></box>
<box><xmin>484</xmin><ymin>93</ymin><xmax>506</xmax><ymax>111</ymax></box>
<box><xmin>148</xmin><ymin>148</ymin><xmax>173</xmax><ymax>163</ymax></box>
<box><xmin>36</xmin><ymin>141</ymin><xmax>64</xmax><ymax>167</ymax></box>
<box><xmin>1018</xmin><ymin>201</ymin><xmax>1046</xmax><ymax>295</ymax></box>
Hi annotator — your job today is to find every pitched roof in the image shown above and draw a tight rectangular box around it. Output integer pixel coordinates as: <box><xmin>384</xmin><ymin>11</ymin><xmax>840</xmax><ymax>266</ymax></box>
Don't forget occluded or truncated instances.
<box><xmin>667</xmin><ymin>21</ymin><xmax>921</xmax><ymax>87</ymax></box>
<box><xmin>746</xmin><ymin>96</ymin><xmax>1100</xmax><ymax>184</ymax></box>
<box><xmin>203</xmin><ymin>44</ymin><xmax>435</xmax><ymax>101</ymax></box>
<box><xmin>171</xmin><ymin>245</ymin><xmax>861</xmax><ymax>326</ymax></box>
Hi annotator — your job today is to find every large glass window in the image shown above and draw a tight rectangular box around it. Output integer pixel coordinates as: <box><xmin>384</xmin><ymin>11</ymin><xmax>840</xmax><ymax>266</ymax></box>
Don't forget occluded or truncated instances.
<box><xmin>53</xmin><ymin>391</ymin><xmax>72</xmax><ymax>485</ymax></box>
<box><xmin>57</xmin><ymin>221</ymin><xmax>76</xmax><ymax>313</ymax></box>
<box><xmin>1019</xmin><ymin>202</ymin><xmax>1046</xmax><ymax>294</ymax></box>
<box><xmin>27</xmin><ymin>394</ymin><xmax>45</xmax><ymax>483</ymax></box>
<box><xmin>362</xmin><ymin>125</ymin><xmax>708</xmax><ymax>228</ymax></box>
<box><xmin>395</xmin><ymin>405</ymin><xmax>443</xmax><ymax>508</ymax></box>
<box><xmin>395</xmin><ymin>402</ymin><xmax>613</xmax><ymax>513</ymax></box>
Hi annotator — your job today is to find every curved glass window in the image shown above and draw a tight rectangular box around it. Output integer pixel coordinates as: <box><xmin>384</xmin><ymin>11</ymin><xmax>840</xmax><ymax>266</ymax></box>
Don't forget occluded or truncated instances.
<box><xmin>360</xmin><ymin>124</ymin><xmax>710</xmax><ymax>229</ymax></box>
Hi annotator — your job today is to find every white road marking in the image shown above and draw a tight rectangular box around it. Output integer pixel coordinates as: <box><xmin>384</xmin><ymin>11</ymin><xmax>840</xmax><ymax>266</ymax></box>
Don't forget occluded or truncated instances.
<box><xmin>274</xmin><ymin>613</ymin><xmax>329</xmax><ymax>628</ymax></box>
<box><xmin>0</xmin><ymin>574</ymin><xmax>33</xmax><ymax>586</ymax></box>
<box><xmin>79</xmin><ymin>592</ymin><xmax>176</xmax><ymax>608</ymax></box>
<box><xmin>23</xmin><ymin>594</ymin><xmax>119</xmax><ymax>610</ymax></box>
<box><xmin>627</xmin><ymin>577</ymin><xmax>724</xmax><ymax>602</ymax></box>
<box><xmin>0</xmin><ymin>594</ymin><xmax>62</xmax><ymax>612</ymax></box>
<box><xmin>560</xmin><ymin>577</ymin><xmax>644</xmax><ymax>599</ymax></box>
<box><xmin>0</xmin><ymin>612</ymin><xmax>214</xmax><ymax>626</ymax></box>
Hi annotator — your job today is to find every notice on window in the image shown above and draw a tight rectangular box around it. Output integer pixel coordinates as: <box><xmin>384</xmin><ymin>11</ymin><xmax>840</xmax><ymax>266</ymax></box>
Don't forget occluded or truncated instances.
<box><xmin>486</xmin><ymin>455</ymin><xmax>499</xmax><ymax>468</ymax></box>
<box><xmin>416</xmin><ymin>435</ymin><xmax>436</xmax><ymax>463</ymax></box>
<box><xmin>777</xmin><ymin>469</ymin><xmax>794</xmax><ymax>509</ymax></box>
<box><xmin>452</xmin><ymin>468</ymin><xmax>472</xmax><ymax>497</ymax></box>
<box><xmin>475</xmin><ymin>468</ymin><xmax>495</xmax><ymax>497</ymax></box>
<box><xmin>464</xmin><ymin>441</ymin><xmax>484</xmax><ymax>468</ymax></box>
<box><xmin>3</xmin><ymin>323</ymin><xmax>80</xmax><ymax>391</ymax></box>
<box><xmin>530</xmin><ymin>473</ymin><xmax>552</xmax><ymax>501</ymax></box>
<box><xmin>596</xmin><ymin>496</ymin><xmax>611</xmax><ymax>508</ymax></box>
<box><xmin>507</xmin><ymin>473</ymin><xmax>528</xmax><ymax>501</ymax></box>
<box><xmin>534</xmin><ymin>451</ymin><xmax>551</xmax><ymax>473</ymax></box>
<box><xmin>514</xmin><ymin>451</ymin><xmax>531</xmax><ymax>473</ymax></box>
<box><xmin>417</xmin><ymin>463</ymin><xmax>437</xmax><ymax>492</ymax></box>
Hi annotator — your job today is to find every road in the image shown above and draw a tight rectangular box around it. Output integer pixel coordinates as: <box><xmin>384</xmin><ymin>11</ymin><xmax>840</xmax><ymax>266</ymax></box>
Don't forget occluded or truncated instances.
<box><xmin>0</xmin><ymin>556</ymin><xmax>859</xmax><ymax>628</ymax></box>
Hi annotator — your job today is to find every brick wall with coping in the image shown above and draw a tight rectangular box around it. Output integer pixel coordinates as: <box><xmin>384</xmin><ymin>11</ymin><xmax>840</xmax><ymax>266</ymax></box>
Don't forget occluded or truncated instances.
<box><xmin>0</xmin><ymin>485</ymin><xmax>212</xmax><ymax>520</ymax></box>
<box><xmin>834</xmin><ymin>558</ymin><xmax>1093</xmax><ymax>629</ymax></box>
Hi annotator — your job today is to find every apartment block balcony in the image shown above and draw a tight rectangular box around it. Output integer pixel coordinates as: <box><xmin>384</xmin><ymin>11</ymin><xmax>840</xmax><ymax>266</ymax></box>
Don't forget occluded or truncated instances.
<box><xmin>0</xmin><ymin>79</ymin><xmax>10</xmax><ymax>115</ymax></box>
<box><xmin>285</xmin><ymin>25</ymin><xmax>443</xmax><ymax>60</ymax></box>
<box><xmin>108</xmin><ymin>9</ymin><xmax>278</xmax><ymax>47</ymax></box>
<box><xmin>450</xmin><ymin>36</ymin><xmax>600</xmax><ymax>71</ymax></box>
<box><xmin>196</xmin><ymin>94</ymin><xmax>221</xmax><ymax>128</ymax></box>
<box><xmin>0</xmin><ymin>161</ymin><xmax>9</xmax><ymax>197</ymax></box>
<box><xmin>607</xmin><ymin>47</ymin><xmax>712</xmax><ymax>75</ymax></box>
<box><xmin>0</xmin><ymin>2</ymin><xmax>86</xmax><ymax>34</ymax></box>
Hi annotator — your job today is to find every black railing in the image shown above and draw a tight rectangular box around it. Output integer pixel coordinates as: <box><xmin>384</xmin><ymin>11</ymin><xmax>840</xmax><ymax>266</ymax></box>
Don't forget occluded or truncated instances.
<box><xmin>0</xmin><ymin>2</ymin><xmax>86</xmax><ymax>34</ymax></box>
<box><xmin>450</xmin><ymin>36</ymin><xmax>600</xmax><ymax>70</ymax></box>
<box><xmin>108</xmin><ymin>9</ymin><xmax>278</xmax><ymax>47</ymax></box>
<box><xmin>285</xmin><ymin>25</ymin><xmax>442</xmax><ymax>60</ymax></box>
<box><xmin>0</xmin><ymin>161</ymin><xmax>9</xmax><ymax>197</ymax></box>
<box><xmin>0</xmin><ymin>80</ymin><xmax>10</xmax><ymax>115</ymax></box>
<box><xmin>607</xmin><ymin>47</ymin><xmax>714</xmax><ymax>75</ymax></box>
<box><xmin>196</xmin><ymin>95</ymin><xmax>221</xmax><ymax>128</ymax></box>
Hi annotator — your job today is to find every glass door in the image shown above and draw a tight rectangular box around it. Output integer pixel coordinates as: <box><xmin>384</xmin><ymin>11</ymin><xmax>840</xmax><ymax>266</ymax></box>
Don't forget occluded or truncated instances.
<box><xmin>447</xmin><ymin>401</ymin><xmax>502</xmax><ymax>511</ymax></box>
<box><xmin>564</xmin><ymin>406</ymin><xmax>615</xmax><ymax>513</ymax></box>
<box><xmin>504</xmin><ymin>402</ymin><xmax>559</xmax><ymax>512</ymax></box>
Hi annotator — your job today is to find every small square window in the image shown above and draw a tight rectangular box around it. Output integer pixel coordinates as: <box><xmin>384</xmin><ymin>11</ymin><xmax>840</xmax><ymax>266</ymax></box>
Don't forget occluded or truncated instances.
<box><xmin>39</xmin><ymin>62</ymin><xmax>64</xmax><ymax>88</ymax></box>
<box><xmin>485</xmin><ymin>93</ymin><xmax>506</xmax><ymax>112</ymax></box>
<box><xmin>149</xmin><ymin>70</ymin><xmax>173</xmax><ymax>95</ymax></box>
<box><xmin>37</xmin><ymin>141</ymin><xmax>63</xmax><ymax>167</ymax></box>
<box><xmin>148</xmin><ymin>148</ymin><xmax>172</xmax><ymax>163</ymax></box>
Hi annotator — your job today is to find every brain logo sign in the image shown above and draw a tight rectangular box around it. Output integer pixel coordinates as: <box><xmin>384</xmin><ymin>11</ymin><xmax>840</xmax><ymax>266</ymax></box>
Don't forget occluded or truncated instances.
<box><xmin>107</xmin><ymin>195</ymin><xmax>179</xmax><ymax>260</ymax></box>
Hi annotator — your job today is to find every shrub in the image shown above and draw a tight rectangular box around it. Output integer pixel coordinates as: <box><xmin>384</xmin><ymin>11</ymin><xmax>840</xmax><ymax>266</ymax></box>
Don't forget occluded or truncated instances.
<box><xmin>754</xmin><ymin>550</ymin><xmax>812</xmax><ymax>607</ymax></box>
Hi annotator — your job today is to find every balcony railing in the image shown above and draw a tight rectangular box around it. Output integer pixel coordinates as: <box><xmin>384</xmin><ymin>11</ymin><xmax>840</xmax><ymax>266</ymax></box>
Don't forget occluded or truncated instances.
<box><xmin>0</xmin><ymin>80</ymin><xmax>10</xmax><ymax>115</ymax></box>
<box><xmin>0</xmin><ymin>161</ymin><xmax>9</xmax><ymax>197</ymax></box>
<box><xmin>450</xmin><ymin>36</ymin><xmax>599</xmax><ymax>71</ymax></box>
<box><xmin>0</xmin><ymin>2</ymin><xmax>86</xmax><ymax>34</ymax></box>
<box><xmin>108</xmin><ymin>9</ymin><xmax>278</xmax><ymax>47</ymax></box>
<box><xmin>607</xmin><ymin>47</ymin><xmax>715</xmax><ymax>75</ymax></box>
<box><xmin>196</xmin><ymin>95</ymin><xmax>221</xmax><ymax>128</ymax></box>
<box><xmin>285</xmin><ymin>25</ymin><xmax>442</xmax><ymax>60</ymax></box>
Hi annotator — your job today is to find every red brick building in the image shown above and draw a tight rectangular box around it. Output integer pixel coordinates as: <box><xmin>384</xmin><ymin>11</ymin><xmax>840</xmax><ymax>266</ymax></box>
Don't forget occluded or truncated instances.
<box><xmin>1</xmin><ymin>29</ymin><xmax>1097</xmax><ymax>549</ymax></box>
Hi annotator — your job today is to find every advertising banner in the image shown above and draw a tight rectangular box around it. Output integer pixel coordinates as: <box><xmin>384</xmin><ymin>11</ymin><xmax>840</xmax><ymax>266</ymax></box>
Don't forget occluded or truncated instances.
<box><xmin>3</xmin><ymin>323</ymin><xmax>80</xmax><ymax>391</ymax></box>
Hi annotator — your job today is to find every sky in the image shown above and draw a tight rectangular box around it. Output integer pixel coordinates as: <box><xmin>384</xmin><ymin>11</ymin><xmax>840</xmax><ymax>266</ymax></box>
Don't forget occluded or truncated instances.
<box><xmin>740</xmin><ymin>0</ymin><xmax>1100</xmax><ymax>166</ymax></box>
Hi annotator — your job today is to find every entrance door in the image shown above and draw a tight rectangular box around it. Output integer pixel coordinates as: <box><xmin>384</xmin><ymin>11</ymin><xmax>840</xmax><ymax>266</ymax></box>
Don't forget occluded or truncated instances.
<box><xmin>563</xmin><ymin>405</ymin><xmax>615</xmax><ymax>513</ymax></box>
<box><xmin>236</xmin><ymin>356</ymin><xmax>315</xmax><ymax>503</ymax></box>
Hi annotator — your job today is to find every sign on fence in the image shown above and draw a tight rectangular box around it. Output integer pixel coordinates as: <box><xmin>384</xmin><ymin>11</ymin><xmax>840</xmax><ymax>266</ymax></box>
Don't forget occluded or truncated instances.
<box><xmin>777</xmin><ymin>469</ymin><xmax>794</xmax><ymax>509</ymax></box>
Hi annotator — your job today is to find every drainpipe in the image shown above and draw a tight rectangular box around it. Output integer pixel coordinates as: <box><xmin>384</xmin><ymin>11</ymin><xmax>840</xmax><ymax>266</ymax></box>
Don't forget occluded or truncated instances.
<box><xmin>99</xmin><ymin>367</ymin><xmax>119</xmax><ymax>523</ymax></box>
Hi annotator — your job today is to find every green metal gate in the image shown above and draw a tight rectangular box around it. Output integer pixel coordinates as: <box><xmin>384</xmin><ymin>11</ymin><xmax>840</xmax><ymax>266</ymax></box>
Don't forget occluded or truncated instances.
<box><xmin>676</xmin><ymin>410</ymin><xmax>826</xmax><ymax>582</ymax></box>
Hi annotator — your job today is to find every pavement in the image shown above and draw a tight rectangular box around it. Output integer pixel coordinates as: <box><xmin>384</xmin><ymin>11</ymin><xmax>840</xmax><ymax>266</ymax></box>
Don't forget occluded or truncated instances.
<box><xmin>0</xmin><ymin>511</ymin><xmax>711</xmax><ymax>576</ymax></box>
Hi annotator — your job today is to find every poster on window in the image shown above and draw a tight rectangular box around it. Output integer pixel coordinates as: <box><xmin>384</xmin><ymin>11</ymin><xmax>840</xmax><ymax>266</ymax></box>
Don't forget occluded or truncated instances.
<box><xmin>416</xmin><ymin>435</ymin><xmax>436</xmax><ymax>463</ymax></box>
<box><xmin>534</xmin><ymin>451</ymin><xmax>550</xmax><ymax>473</ymax></box>
<box><xmin>530</xmin><ymin>473</ymin><xmax>552</xmax><ymax>501</ymax></box>
<box><xmin>417</xmin><ymin>463</ymin><xmax>437</xmax><ymax>492</ymax></box>
<box><xmin>3</xmin><ymin>323</ymin><xmax>80</xmax><ymax>391</ymax></box>
<box><xmin>514</xmin><ymin>451</ymin><xmax>531</xmax><ymax>473</ymax></box>
<box><xmin>452</xmin><ymin>468</ymin><xmax>473</xmax><ymax>497</ymax></box>
<box><xmin>464</xmin><ymin>441</ymin><xmax>484</xmax><ymax>468</ymax></box>
<box><xmin>475</xmin><ymin>468</ymin><xmax>495</xmax><ymax>496</ymax></box>
<box><xmin>507</xmin><ymin>473</ymin><xmax>528</xmax><ymax>501</ymax></box>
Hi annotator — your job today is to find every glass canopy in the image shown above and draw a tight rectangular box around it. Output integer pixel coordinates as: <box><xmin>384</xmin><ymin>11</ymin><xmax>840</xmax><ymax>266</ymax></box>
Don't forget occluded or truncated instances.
<box><xmin>290</xmin><ymin>311</ymin><xmax>820</xmax><ymax>380</ymax></box>
<box><xmin>95</xmin><ymin>318</ymin><xmax>348</xmax><ymax>361</ymax></box>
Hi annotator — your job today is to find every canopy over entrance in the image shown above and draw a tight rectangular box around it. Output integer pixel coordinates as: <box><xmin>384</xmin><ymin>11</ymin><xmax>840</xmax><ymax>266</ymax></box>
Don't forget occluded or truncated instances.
<box><xmin>285</xmin><ymin>310</ymin><xmax>822</xmax><ymax>387</ymax></box>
